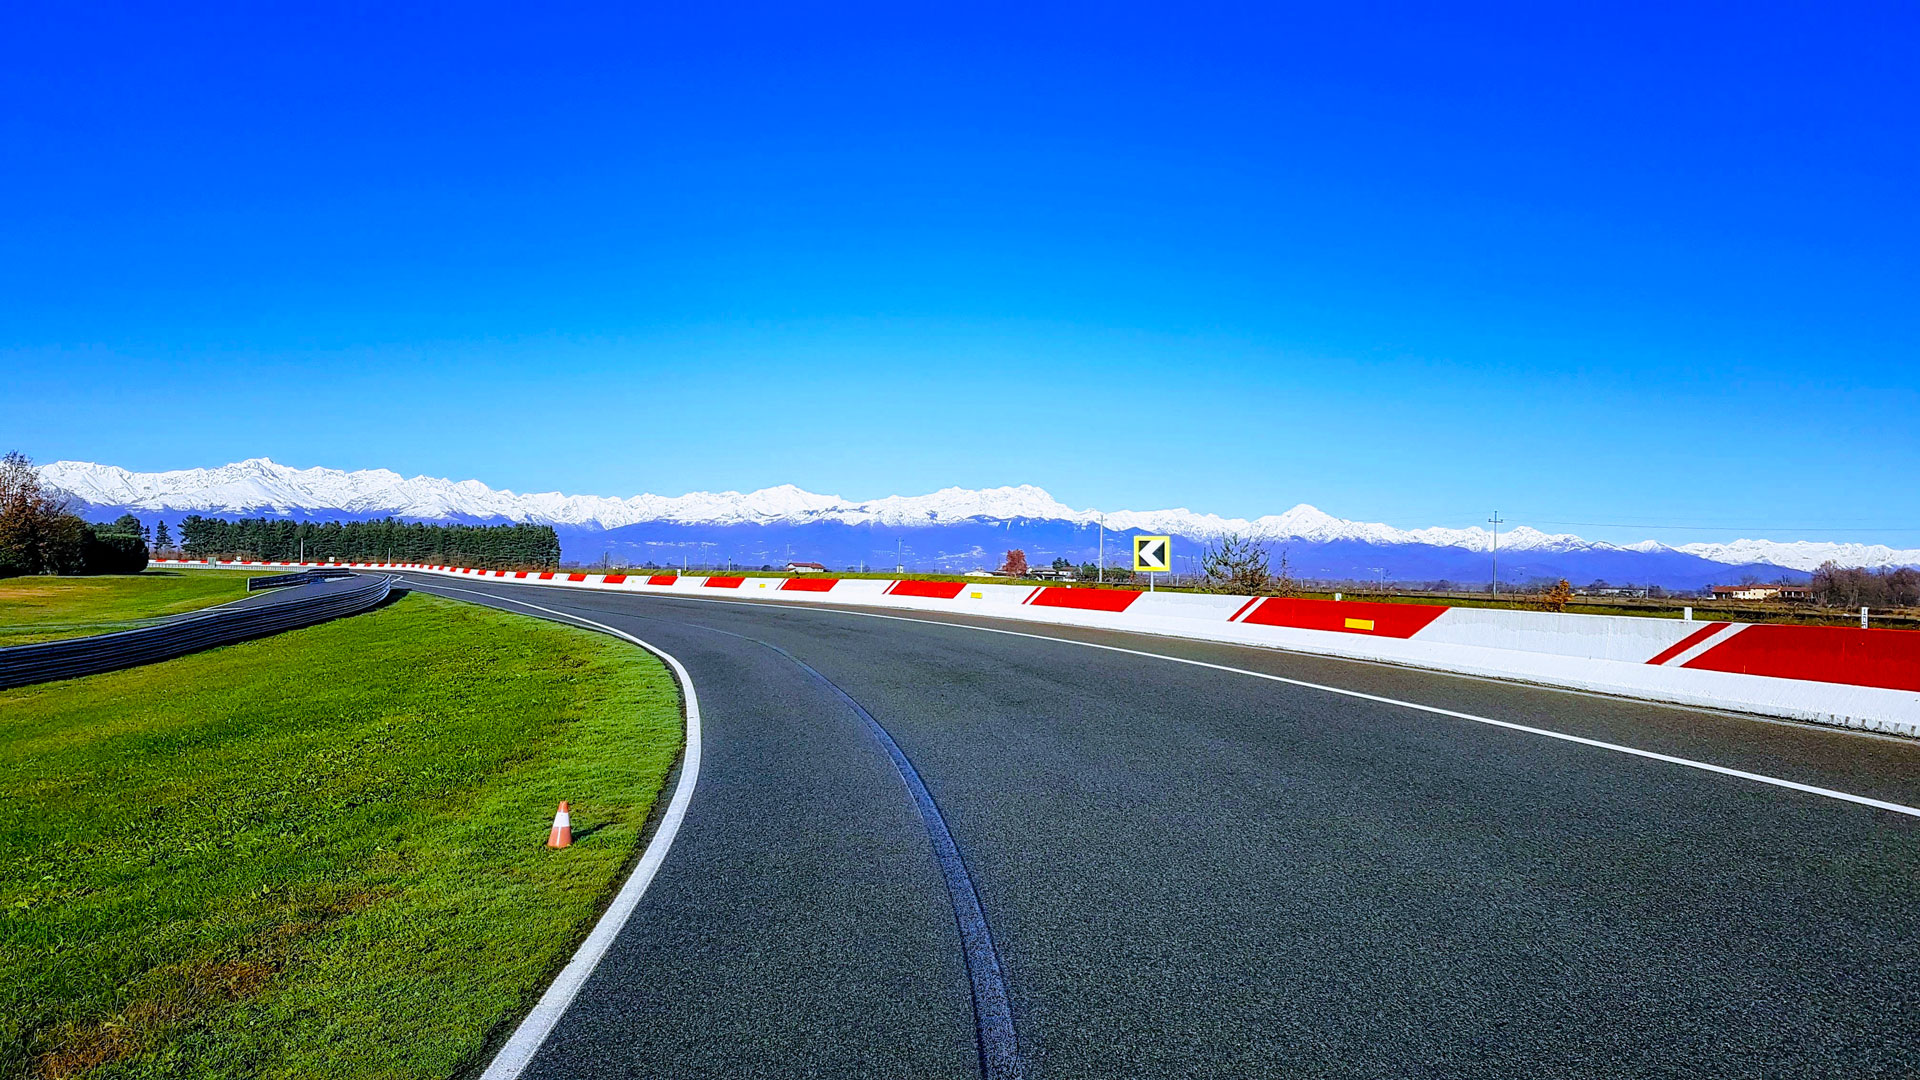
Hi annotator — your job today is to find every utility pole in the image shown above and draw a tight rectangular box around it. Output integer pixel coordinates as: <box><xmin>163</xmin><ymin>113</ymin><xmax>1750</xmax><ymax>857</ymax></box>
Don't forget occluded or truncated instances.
<box><xmin>1098</xmin><ymin>514</ymin><xmax>1105</xmax><ymax>584</ymax></box>
<box><xmin>1488</xmin><ymin>511</ymin><xmax>1504</xmax><ymax>597</ymax></box>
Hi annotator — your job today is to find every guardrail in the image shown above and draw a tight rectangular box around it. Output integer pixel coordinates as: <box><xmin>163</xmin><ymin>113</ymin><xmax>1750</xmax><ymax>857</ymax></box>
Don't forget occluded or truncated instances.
<box><xmin>0</xmin><ymin>574</ymin><xmax>395</xmax><ymax>690</ymax></box>
<box><xmin>247</xmin><ymin>568</ymin><xmax>357</xmax><ymax>591</ymax></box>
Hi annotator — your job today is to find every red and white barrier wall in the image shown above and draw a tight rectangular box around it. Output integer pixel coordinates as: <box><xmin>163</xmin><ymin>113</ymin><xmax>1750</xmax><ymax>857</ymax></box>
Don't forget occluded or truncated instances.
<box><xmin>154</xmin><ymin>560</ymin><xmax>1920</xmax><ymax>738</ymax></box>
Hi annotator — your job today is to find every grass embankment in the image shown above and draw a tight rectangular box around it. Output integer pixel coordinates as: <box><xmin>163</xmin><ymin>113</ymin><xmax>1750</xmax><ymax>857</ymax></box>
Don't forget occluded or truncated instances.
<box><xmin>0</xmin><ymin>572</ymin><xmax>248</xmax><ymax>646</ymax></box>
<box><xmin>0</xmin><ymin>591</ymin><xmax>683</xmax><ymax>1079</ymax></box>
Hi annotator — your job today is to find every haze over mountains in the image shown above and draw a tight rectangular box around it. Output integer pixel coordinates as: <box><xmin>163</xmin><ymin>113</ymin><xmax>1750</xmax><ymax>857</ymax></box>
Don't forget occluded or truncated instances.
<box><xmin>42</xmin><ymin>458</ymin><xmax>1920</xmax><ymax>587</ymax></box>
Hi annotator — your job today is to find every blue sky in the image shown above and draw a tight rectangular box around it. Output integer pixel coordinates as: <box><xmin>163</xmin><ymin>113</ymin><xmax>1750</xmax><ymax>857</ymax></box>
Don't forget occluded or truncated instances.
<box><xmin>3</xmin><ymin>4</ymin><xmax>1915</xmax><ymax>545</ymax></box>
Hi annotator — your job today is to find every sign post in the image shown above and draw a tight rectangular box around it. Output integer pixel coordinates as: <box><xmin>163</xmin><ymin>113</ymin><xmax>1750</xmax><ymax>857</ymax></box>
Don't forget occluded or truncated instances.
<box><xmin>1133</xmin><ymin>535</ymin><xmax>1171</xmax><ymax>592</ymax></box>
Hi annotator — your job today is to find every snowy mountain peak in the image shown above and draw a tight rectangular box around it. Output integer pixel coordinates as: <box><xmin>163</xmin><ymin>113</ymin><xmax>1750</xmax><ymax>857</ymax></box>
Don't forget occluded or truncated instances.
<box><xmin>34</xmin><ymin>458</ymin><xmax>1920</xmax><ymax>573</ymax></box>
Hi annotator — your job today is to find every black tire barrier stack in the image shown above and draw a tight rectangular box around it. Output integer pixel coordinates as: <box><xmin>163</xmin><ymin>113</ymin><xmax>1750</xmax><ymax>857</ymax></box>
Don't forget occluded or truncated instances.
<box><xmin>0</xmin><ymin>574</ymin><xmax>396</xmax><ymax>690</ymax></box>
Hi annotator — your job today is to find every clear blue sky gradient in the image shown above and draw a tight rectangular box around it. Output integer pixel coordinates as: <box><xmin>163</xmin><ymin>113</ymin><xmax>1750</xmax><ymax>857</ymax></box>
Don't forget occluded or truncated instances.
<box><xmin>3</xmin><ymin>4</ymin><xmax>1915</xmax><ymax>544</ymax></box>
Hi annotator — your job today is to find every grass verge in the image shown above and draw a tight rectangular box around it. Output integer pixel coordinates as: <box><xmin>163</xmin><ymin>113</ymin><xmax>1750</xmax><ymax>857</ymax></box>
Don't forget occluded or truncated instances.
<box><xmin>0</xmin><ymin>590</ymin><xmax>683</xmax><ymax>1079</ymax></box>
<box><xmin>0</xmin><ymin>572</ymin><xmax>250</xmax><ymax>646</ymax></box>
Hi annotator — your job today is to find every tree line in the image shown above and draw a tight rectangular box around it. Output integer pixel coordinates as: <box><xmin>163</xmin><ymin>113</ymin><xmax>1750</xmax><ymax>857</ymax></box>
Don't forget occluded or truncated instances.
<box><xmin>177</xmin><ymin>515</ymin><xmax>561</xmax><ymax>569</ymax></box>
<box><xmin>0</xmin><ymin>452</ymin><xmax>149</xmax><ymax>576</ymax></box>
<box><xmin>1812</xmin><ymin>561</ymin><xmax>1920</xmax><ymax>610</ymax></box>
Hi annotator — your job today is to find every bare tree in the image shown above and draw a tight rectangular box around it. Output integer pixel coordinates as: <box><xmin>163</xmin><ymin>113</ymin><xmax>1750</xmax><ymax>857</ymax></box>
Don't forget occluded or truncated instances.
<box><xmin>1201</xmin><ymin>533</ymin><xmax>1271</xmax><ymax>594</ymax></box>
<box><xmin>1271</xmin><ymin>548</ymin><xmax>1299</xmax><ymax>597</ymax></box>
<box><xmin>0</xmin><ymin>451</ymin><xmax>78</xmax><ymax>575</ymax></box>
<box><xmin>1814</xmin><ymin>560</ymin><xmax>1920</xmax><ymax>610</ymax></box>
<box><xmin>1541</xmin><ymin>578</ymin><xmax>1575</xmax><ymax>612</ymax></box>
<box><xmin>1890</xmin><ymin>567</ymin><xmax>1920</xmax><ymax>608</ymax></box>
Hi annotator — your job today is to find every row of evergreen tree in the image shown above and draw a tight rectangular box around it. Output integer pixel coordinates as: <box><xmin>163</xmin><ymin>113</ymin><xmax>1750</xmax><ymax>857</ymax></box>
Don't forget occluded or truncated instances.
<box><xmin>177</xmin><ymin>516</ymin><xmax>561</xmax><ymax>569</ymax></box>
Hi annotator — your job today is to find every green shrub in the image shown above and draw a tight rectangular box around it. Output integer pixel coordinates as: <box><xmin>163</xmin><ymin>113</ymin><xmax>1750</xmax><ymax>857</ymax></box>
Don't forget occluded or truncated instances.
<box><xmin>79</xmin><ymin>525</ymin><xmax>150</xmax><ymax>574</ymax></box>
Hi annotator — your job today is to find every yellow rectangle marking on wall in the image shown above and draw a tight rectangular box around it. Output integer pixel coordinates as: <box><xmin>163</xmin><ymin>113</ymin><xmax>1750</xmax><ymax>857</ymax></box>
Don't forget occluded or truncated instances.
<box><xmin>970</xmin><ymin>591</ymin><xmax>982</xmax><ymax>599</ymax></box>
<box><xmin>1344</xmin><ymin>618</ymin><xmax>1375</xmax><ymax>631</ymax></box>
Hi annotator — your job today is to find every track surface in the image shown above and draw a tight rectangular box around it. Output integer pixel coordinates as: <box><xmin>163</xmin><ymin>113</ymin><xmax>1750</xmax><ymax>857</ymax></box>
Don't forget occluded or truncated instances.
<box><xmin>397</xmin><ymin>575</ymin><xmax>1920</xmax><ymax>1080</ymax></box>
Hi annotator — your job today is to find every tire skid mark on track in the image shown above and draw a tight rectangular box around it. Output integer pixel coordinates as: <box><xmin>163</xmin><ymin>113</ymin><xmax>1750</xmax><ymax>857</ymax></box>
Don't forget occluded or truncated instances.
<box><xmin>410</xmin><ymin>576</ymin><xmax>1022</xmax><ymax>1079</ymax></box>
<box><xmin>692</xmin><ymin>623</ymin><xmax>1025</xmax><ymax>1080</ymax></box>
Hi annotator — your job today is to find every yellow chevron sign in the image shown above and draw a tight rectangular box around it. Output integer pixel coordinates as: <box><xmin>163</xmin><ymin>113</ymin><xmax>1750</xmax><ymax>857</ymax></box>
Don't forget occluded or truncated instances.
<box><xmin>1133</xmin><ymin>535</ymin><xmax>1172</xmax><ymax>573</ymax></box>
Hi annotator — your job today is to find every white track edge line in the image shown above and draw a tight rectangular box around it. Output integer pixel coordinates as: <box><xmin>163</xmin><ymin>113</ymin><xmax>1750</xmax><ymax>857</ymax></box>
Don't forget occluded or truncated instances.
<box><xmin>411</xmin><ymin>577</ymin><xmax>1919</xmax><ymax>821</ymax></box>
<box><xmin>831</xmin><ymin>608</ymin><xmax>1920</xmax><ymax>818</ymax></box>
<box><xmin>412</xmin><ymin>582</ymin><xmax>704</xmax><ymax>1080</ymax></box>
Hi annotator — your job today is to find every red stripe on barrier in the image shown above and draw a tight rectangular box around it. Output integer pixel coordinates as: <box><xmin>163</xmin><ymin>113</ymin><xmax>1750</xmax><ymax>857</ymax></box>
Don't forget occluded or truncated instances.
<box><xmin>601</xmin><ymin>574</ymin><xmax>628</xmax><ymax>584</ymax></box>
<box><xmin>647</xmin><ymin>574</ymin><xmax>678</xmax><ymax>586</ymax></box>
<box><xmin>886</xmin><ymin>580</ymin><xmax>967</xmax><ymax>599</ymax></box>
<box><xmin>567</xmin><ymin>573</ymin><xmax>587</xmax><ymax>582</ymax></box>
<box><xmin>704</xmin><ymin>576</ymin><xmax>746</xmax><ymax>588</ymax></box>
<box><xmin>1239</xmin><ymin>598</ymin><xmax>1447</xmax><ymax>638</ymax></box>
<box><xmin>1228</xmin><ymin>597</ymin><xmax>1261</xmax><ymax>622</ymax></box>
<box><xmin>1645</xmin><ymin>622</ymin><xmax>1729</xmax><ymax>665</ymax></box>
<box><xmin>1023</xmin><ymin>586</ymin><xmax>1044</xmax><ymax>604</ymax></box>
<box><xmin>779</xmin><ymin>577</ymin><xmax>839</xmax><ymax>592</ymax></box>
<box><xmin>538</xmin><ymin>572</ymin><xmax>554</xmax><ymax>579</ymax></box>
<box><xmin>514</xmin><ymin>571</ymin><xmax>528</xmax><ymax>578</ymax></box>
<box><xmin>1028</xmin><ymin>587</ymin><xmax>1141</xmax><ymax>612</ymax></box>
<box><xmin>1683</xmin><ymin>624</ymin><xmax>1920</xmax><ymax>692</ymax></box>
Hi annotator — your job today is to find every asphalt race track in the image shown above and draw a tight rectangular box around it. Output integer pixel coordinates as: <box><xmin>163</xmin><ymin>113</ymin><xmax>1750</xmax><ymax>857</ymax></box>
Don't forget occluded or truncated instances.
<box><xmin>394</xmin><ymin>574</ymin><xmax>1920</xmax><ymax>1080</ymax></box>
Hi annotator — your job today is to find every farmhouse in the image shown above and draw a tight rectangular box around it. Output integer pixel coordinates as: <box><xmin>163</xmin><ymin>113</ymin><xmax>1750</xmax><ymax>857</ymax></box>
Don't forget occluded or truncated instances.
<box><xmin>1709</xmin><ymin>584</ymin><xmax>1812</xmax><ymax>601</ymax></box>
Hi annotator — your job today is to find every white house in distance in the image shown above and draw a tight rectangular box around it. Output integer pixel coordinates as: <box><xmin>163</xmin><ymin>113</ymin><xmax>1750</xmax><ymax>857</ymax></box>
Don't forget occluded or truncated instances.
<box><xmin>785</xmin><ymin>561</ymin><xmax>827</xmax><ymax>574</ymax></box>
<box><xmin>1709</xmin><ymin>583</ymin><xmax>1814</xmax><ymax>601</ymax></box>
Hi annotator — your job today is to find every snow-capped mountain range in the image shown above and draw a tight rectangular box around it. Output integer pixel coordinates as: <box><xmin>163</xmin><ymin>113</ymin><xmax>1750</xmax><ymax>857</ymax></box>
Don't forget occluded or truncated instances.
<box><xmin>39</xmin><ymin>457</ymin><xmax>1920</xmax><ymax>580</ymax></box>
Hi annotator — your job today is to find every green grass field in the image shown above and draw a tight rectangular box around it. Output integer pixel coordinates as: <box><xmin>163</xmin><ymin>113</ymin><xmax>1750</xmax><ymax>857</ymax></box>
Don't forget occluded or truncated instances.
<box><xmin>0</xmin><ymin>571</ymin><xmax>251</xmax><ymax>646</ymax></box>
<box><xmin>0</xmin><ymin>590</ymin><xmax>683</xmax><ymax>1079</ymax></box>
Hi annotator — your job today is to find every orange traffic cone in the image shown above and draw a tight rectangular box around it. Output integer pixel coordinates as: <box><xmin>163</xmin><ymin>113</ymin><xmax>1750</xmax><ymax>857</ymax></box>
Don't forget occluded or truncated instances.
<box><xmin>546</xmin><ymin>801</ymin><xmax>573</xmax><ymax>849</ymax></box>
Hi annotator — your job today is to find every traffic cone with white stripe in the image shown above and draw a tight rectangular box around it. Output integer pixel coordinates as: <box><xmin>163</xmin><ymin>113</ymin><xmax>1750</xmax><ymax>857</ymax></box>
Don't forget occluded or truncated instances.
<box><xmin>546</xmin><ymin>801</ymin><xmax>573</xmax><ymax>849</ymax></box>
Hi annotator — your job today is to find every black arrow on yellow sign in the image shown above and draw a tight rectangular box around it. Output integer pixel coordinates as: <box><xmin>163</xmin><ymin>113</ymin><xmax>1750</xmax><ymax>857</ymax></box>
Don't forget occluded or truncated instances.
<box><xmin>1133</xmin><ymin>535</ymin><xmax>1171</xmax><ymax>573</ymax></box>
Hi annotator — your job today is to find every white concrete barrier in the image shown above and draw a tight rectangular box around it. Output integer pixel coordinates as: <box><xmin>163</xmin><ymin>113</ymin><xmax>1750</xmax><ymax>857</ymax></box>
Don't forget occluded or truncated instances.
<box><xmin>152</xmin><ymin>560</ymin><xmax>1920</xmax><ymax>737</ymax></box>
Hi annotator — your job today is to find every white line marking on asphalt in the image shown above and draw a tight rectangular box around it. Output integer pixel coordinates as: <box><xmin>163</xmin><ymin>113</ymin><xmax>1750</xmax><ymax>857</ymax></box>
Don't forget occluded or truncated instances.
<box><xmin>409</xmin><ymin>577</ymin><xmax>1920</xmax><ymax>821</ymax></box>
<box><xmin>410</xmin><ymin>581</ymin><xmax>705</xmax><ymax>1080</ymax></box>
<box><xmin>403</xmin><ymin>572</ymin><xmax>1920</xmax><ymax>828</ymax></box>
<box><xmin>831</xmin><ymin>610</ymin><xmax>1920</xmax><ymax>817</ymax></box>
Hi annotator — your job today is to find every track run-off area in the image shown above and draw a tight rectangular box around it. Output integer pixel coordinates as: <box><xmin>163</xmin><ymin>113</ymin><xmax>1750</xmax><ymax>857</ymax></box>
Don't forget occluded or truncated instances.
<box><xmin>394</xmin><ymin>572</ymin><xmax>1920</xmax><ymax>1080</ymax></box>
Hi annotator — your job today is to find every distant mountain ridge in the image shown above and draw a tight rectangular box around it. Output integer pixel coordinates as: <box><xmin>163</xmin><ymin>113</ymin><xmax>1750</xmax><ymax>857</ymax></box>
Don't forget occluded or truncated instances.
<box><xmin>39</xmin><ymin>458</ymin><xmax>1920</xmax><ymax>584</ymax></box>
